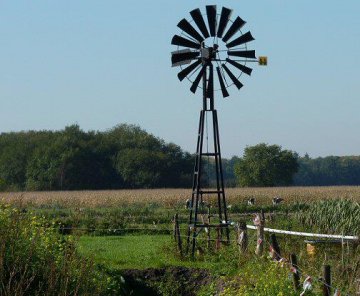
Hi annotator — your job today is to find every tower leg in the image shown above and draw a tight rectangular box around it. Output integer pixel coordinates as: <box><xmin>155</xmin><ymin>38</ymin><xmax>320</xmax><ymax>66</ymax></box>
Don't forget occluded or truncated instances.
<box><xmin>213</xmin><ymin>111</ymin><xmax>230</xmax><ymax>243</ymax></box>
<box><xmin>187</xmin><ymin>108</ymin><xmax>230</xmax><ymax>257</ymax></box>
<box><xmin>187</xmin><ymin>110</ymin><xmax>205</xmax><ymax>255</ymax></box>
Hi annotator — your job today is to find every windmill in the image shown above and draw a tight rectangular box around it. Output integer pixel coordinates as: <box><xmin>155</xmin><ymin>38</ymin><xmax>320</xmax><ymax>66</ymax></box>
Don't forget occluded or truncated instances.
<box><xmin>171</xmin><ymin>5</ymin><xmax>266</xmax><ymax>256</ymax></box>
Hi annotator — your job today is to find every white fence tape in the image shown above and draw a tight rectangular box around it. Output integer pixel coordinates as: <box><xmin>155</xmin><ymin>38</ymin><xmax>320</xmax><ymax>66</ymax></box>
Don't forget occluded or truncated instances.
<box><xmin>246</xmin><ymin>225</ymin><xmax>359</xmax><ymax>241</ymax></box>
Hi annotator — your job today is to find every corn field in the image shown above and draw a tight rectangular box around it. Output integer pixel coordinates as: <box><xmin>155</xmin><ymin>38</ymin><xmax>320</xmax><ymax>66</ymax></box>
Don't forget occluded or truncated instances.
<box><xmin>1</xmin><ymin>186</ymin><xmax>360</xmax><ymax>208</ymax></box>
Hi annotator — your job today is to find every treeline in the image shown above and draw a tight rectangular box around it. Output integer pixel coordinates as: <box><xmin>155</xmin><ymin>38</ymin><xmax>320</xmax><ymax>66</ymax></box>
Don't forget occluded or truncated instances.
<box><xmin>223</xmin><ymin>153</ymin><xmax>360</xmax><ymax>187</ymax></box>
<box><xmin>206</xmin><ymin>149</ymin><xmax>360</xmax><ymax>187</ymax></box>
<box><xmin>1</xmin><ymin>124</ymin><xmax>360</xmax><ymax>190</ymax></box>
<box><xmin>0</xmin><ymin>124</ymin><xmax>193</xmax><ymax>191</ymax></box>
<box><xmin>293</xmin><ymin>154</ymin><xmax>360</xmax><ymax>186</ymax></box>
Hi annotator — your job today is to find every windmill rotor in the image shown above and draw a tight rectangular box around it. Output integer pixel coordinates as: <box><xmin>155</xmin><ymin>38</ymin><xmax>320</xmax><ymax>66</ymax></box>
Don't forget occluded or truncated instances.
<box><xmin>171</xmin><ymin>5</ymin><xmax>260</xmax><ymax>98</ymax></box>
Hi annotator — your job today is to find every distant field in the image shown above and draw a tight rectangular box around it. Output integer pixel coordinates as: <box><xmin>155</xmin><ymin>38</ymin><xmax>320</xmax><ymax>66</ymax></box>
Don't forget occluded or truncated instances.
<box><xmin>1</xmin><ymin>186</ymin><xmax>360</xmax><ymax>208</ymax></box>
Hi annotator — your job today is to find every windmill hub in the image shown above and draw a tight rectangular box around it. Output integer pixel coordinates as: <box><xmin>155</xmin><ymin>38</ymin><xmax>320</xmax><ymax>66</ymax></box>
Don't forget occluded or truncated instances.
<box><xmin>200</xmin><ymin>47</ymin><xmax>217</xmax><ymax>61</ymax></box>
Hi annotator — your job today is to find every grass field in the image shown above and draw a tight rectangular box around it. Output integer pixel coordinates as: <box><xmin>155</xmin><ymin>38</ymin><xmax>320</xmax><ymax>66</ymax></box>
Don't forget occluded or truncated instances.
<box><xmin>78</xmin><ymin>235</ymin><xmax>211</xmax><ymax>270</ymax></box>
<box><xmin>77</xmin><ymin>231</ymin><xmax>359</xmax><ymax>295</ymax></box>
<box><xmin>1</xmin><ymin>187</ymin><xmax>359</xmax><ymax>295</ymax></box>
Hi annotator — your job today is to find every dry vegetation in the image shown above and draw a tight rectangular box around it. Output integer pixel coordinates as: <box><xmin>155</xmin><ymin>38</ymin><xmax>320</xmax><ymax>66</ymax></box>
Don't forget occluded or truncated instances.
<box><xmin>1</xmin><ymin>186</ymin><xmax>360</xmax><ymax>208</ymax></box>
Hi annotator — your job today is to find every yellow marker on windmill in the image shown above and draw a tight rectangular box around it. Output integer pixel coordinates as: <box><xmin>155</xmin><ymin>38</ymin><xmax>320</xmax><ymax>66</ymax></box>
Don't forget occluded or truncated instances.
<box><xmin>259</xmin><ymin>56</ymin><xmax>268</xmax><ymax>66</ymax></box>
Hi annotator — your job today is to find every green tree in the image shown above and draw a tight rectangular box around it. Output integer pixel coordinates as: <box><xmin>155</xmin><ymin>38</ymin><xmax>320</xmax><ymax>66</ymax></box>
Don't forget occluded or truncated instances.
<box><xmin>234</xmin><ymin>143</ymin><xmax>299</xmax><ymax>187</ymax></box>
<box><xmin>115</xmin><ymin>148</ymin><xmax>167</xmax><ymax>188</ymax></box>
<box><xmin>0</xmin><ymin>123</ymin><xmax>194</xmax><ymax>190</ymax></box>
<box><xmin>26</xmin><ymin>125</ymin><xmax>120</xmax><ymax>190</ymax></box>
<box><xmin>293</xmin><ymin>155</ymin><xmax>360</xmax><ymax>186</ymax></box>
<box><xmin>110</xmin><ymin>125</ymin><xmax>193</xmax><ymax>188</ymax></box>
<box><xmin>203</xmin><ymin>156</ymin><xmax>240</xmax><ymax>187</ymax></box>
<box><xmin>0</xmin><ymin>130</ymin><xmax>57</xmax><ymax>190</ymax></box>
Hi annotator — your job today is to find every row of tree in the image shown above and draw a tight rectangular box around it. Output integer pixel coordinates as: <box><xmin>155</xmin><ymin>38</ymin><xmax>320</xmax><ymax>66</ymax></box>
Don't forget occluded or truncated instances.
<box><xmin>1</xmin><ymin>124</ymin><xmax>360</xmax><ymax>190</ymax></box>
<box><xmin>294</xmin><ymin>154</ymin><xmax>360</xmax><ymax>186</ymax></box>
<box><xmin>183</xmin><ymin>143</ymin><xmax>360</xmax><ymax>187</ymax></box>
<box><xmin>0</xmin><ymin>124</ymin><xmax>193</xmax><ymax>191</ymax></box>
<box><xmin>221</xmin><ymin>146</ymin><xmax>360</xmax><ymax>187</ymax></box>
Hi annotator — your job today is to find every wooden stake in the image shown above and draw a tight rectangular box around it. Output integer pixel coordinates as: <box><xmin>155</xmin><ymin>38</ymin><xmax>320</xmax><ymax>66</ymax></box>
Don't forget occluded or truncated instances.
<box><xmin>207</xmin><ymin>206</ymin><xmax>211</xmax><ymax>249</ymax></box>
<box><xmin>200</xmin><ymin>212</ymin><xmax>211</xmax><ymax>250</ymax></box>
<box><xmin>255</xmin><ymin>210</ymin><xmax>265</xmax><ymax>256</ymax></box>
<box><xmin>216</xmin><ymin>226</ymin><xmax>221</xmax><ymax>250</ymax></box>
<box><xmin>237</xmin><ymin>221</ymin><xmax>248</xmax><ymax>253</ymax></box>
<box><xmin>290</xmin><ymin>254</ymin><xmax>300</xmax><ymax>291</ymax></box>
<box><xmin>269</xmin><ymin>233</ymin><xmax>281</xmax><ymax>260</ymax></box>
<box><xmin>322</xmin><ymin>265</ymin><xmax>331</xmax><ymax>296</ymax></box>
<box><xmin>356</xmin><ymin>278</ymin><xmax>360</xmax><ymax>295</ymax></box>
<box><xmin>173</xmin><ymin>214</ymin><xmax>177</xmax><ymax>242</ymax></box>
<box><xmin>174</xmin><ymin>213</ymin><xmax>182</xmax><ymax>255</ymax></box>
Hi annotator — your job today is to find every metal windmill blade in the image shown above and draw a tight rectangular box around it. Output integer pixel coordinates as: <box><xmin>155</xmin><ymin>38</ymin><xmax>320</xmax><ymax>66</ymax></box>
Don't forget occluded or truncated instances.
<box><xmin>216</xmin><ymin>66</ymin><xmax>229</xmax><ymax>97</ymax></box>
<box><xmin>171</xmin><ymin>50</ymin><xmax>200</xmax><ymax>67</ymax></box>
<box><xmin>226</xmin><ymin>31</ymin><xmax>255</xmax><ymax>48</ymax></box>
<box><xmin>190</xmin><ymin>8</ymin><xmax>209</xmax><ymax>39</ymax></box>
<box><xmin>171</xmin><ymin>35</ymin><xmax>201</xmax><ymax>49</ymax></box>
<box><xmin>177</xmin><ymin>19</ymin><xmax>204</xmax><ymax>43</ymax></box>
<box><xmin>206</xmin><ymin>5</ymin><xmax>217</xmax><ymax>37</ymax></box>
<box><xmin>222</xmin><ymin>64</ymin><xmax>243</xmax><ymax>89</ymax></box>
<box><xmin>226</xmin><ymin>58</ymin><xmax>252</xmax><ymax>76</ymax></box>
<box><xmin>217</xmin><ymin>7</ymin><xmax>232</xmax><ymax>38</ymax></box>
<box><xmin>190</xmin><ymin>65</ymin><xmax>206</xmax><ymax>93</ymax></box>
<box><xmin>222</xmin><ymin>16</ymin><xmax>246</xmax><ymax>43</ymax></box>
<box><xmin>227</xmin><ymin>50</ymin><xmax>256</xmax><ymax>59</ymax></box>
<box><xmin>177</xmin><ymin>59</ymin><xmax>202</xmax><ymax>81</ymax></box>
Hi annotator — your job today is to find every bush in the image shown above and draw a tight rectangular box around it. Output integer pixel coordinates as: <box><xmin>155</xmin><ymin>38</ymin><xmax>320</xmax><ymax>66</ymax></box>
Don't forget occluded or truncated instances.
<box><xmin>0</xmin><ymin>205</ymin><xmax>120</xmax><ymax>295</ymax></box>
<box><xmin>219</xmin><ymin>258</ymin><xmax>311</xmax><ymax>296</ymax></box>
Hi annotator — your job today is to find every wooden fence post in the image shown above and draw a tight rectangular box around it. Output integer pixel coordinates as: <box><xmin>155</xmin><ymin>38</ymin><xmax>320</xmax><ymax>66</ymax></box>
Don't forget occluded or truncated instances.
<box><xmin>323</xmin><ymin>265</ymin><xmax>331</xmax><ymax>296</ymax></box>
<box><xmin>216</xmin><ymin>226</ymin><xmax>221</xmax><ymax>250</ymax></box>
<box><xmin>173</xmin><ymin>214</ymin><xmax>177</xmax><ymax>241</ymax></box>
<box><xmin>269</xmin><ymin>233</ymin><xmax>281</xmax><ymax>260</ymax></box>
<box><xmin>255</xmin><ymin>211</ymin><xmax>265</xmax><ymax>256</ymax></box>
<box><xmin>356</xmin><ymin>278</ymin><xmax>360</xmax><ymax>295</ymax></box>
<box><xmin>207</xmin><ymin>206</ymin><xmax>211</xmax><ymax>249</ymax></box>
<box><xmin>237</xmin><ymin>221</ymin><xmax>248</xmax><ymax>253</ymax></box>
<box><xmin>290</xmin><ymin>254</ymin><xmax>300</xmax><ymax>291</ymax></box>
<box><xmin>173</xmin><ymin>213</ymin><xmax>182</xmax><ymax>255</ymax></box>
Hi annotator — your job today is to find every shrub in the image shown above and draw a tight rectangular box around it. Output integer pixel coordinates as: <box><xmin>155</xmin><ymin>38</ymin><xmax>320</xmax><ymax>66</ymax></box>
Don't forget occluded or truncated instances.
<box><xmin>0</xmin><ymin>205</ymin><xmax>117</xmax><ymax>295</ymax></box>
<box><xmin>219</xmin><ymin>258</ymin><xmax>309</xmax><ymax>296</ymax></box>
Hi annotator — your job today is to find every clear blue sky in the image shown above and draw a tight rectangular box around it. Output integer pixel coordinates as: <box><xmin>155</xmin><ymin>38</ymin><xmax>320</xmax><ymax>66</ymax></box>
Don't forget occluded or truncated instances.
<box><xmin>1</xmin><ymin>1</ymin><xmax>359</xmax><ymax>158</ymax></box>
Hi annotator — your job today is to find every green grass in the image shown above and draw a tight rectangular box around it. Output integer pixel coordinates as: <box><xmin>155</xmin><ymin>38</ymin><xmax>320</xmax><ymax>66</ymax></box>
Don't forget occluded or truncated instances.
<box><xmin>78</xmin><ymin>234</ymin><xmax>211</xmax><ymax>270</ymax></box>
<box><xmin>78</xmin><ymin>231</ymin><xmax>359</xmax><ymax>294</ymax></box>
<box><xmin>5</xmin><ymin>196</ymin><xmax>359</xmax><ymax>295</ymax></box>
